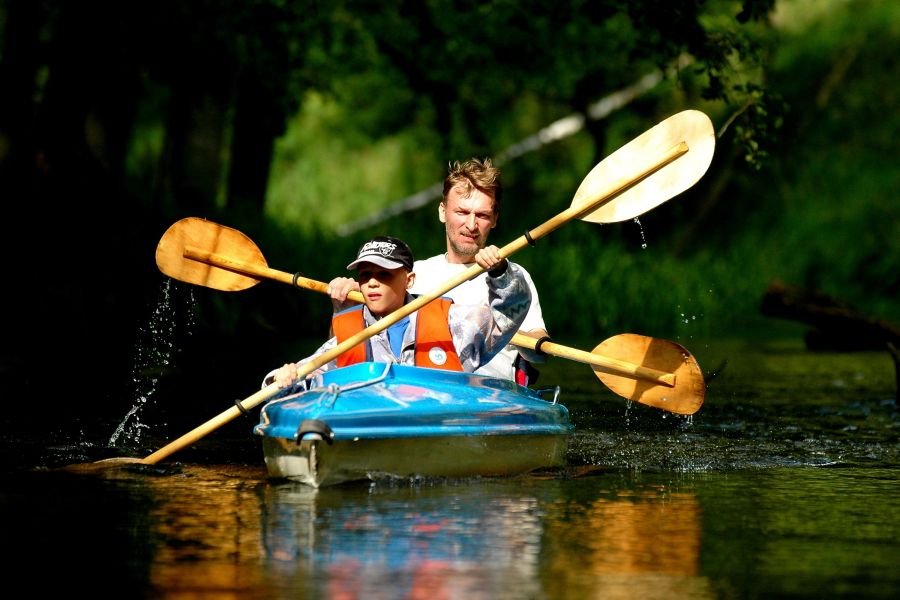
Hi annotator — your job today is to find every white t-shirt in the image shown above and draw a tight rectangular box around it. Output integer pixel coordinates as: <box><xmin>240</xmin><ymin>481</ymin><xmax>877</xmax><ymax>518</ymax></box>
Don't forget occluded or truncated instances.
<box><xmin>410</xmin><ymin>254</ymin><xmax>545</xmax><ymax>380</ymax></box>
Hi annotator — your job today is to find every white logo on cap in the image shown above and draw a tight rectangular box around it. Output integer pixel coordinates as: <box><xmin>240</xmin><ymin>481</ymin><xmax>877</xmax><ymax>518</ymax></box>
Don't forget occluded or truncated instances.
<box><xmin>359</xmin><ymin>240</ymin><xmax>397</xmax><ymax>257</ymax></box>
<box><xmin>428</xmin><ymin>347</ymin><xmax>447</xmax><ymax>365</ymax></box>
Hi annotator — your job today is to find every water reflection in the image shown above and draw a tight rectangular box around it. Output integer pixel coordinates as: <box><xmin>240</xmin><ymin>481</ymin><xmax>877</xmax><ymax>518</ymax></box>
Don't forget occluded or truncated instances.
<box><xmin>257</xmin><ymin>476</ymin><xmax>715</xmax><ymax>598</ymax></box>
<box><xmin>142</xmin><ymin>468</ymin><xmax>267</xmax><ymax>596</ymax></box>
<box><xmin>540</xmin><ymin>481</ymin><xmax>713</xmax><ymax>599</ymax></box>
<box><xmin>6</xmin><ymin>452</ymin><xmax>898</xmax><ymax>597</ymax></box>
<box><xmin>43</xmin><ymin>465</ymin><xmax>713</xmax><ymax>598</ymax></box>
<box><xmin>3</xmin><ymin>337</ymin><xmax>896</xmax><ymax>597</ymax></box>
<box><xmin>260</xmin><ymin>479</ymin><xmax>546</xmax><ymax>598</ymax></box>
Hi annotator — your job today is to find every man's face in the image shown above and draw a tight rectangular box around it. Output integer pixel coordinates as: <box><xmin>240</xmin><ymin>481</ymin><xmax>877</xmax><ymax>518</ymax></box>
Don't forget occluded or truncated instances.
<box><xmin>439</xmin><ymin>184</ymin><xmax>497</xmax><ymax>262</ymax></box>
<box><xmin>355</xmin><ymin>263</ymin><xmax>415</xmax><ymax>317</ymax></box>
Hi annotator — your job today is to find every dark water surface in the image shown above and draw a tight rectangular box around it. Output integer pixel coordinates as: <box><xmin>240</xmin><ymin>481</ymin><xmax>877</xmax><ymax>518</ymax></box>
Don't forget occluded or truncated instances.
<box><xmin>2</xmin><ymin>338</ymin><xmax>898</xmax><ymax>598</ymax></box>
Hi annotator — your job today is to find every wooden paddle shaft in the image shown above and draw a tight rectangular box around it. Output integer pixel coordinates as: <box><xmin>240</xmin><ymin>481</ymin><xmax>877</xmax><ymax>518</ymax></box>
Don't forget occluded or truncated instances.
<box><xmin>141</xmin><ymin>386</ymin><xmax>273</xmax><ymax>464</ymax></box>
<box><xmin>512</xmin><ymin>335</ymin><xmax>675</xmax><ymax>387</ymax></box>
<box><xmin>182</xmin><ymin>247</ymin><xmax>331</xmax><ymax>294</ymax></box>
<box><xmin>183</xmin><ymin>247</ymin><xmax>677</xmax><ymax>388</ymax></box>
<box><xmin>141</xmin><ymin>129</ymin><xmax>699</xmax><ymax>464</ymax></box>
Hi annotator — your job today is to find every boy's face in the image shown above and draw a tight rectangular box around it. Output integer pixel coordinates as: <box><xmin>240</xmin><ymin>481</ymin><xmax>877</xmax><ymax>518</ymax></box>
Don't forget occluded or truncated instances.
<box><xmin>355</xmin><ymin>262</ymin><xmax>415</xmax><ymax>317</ymax></box>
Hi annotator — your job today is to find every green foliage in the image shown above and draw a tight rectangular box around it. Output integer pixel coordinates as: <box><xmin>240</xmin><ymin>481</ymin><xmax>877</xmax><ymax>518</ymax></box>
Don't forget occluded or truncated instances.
<box><xmin>266</xmin><ymin>91</ymin><xmax>444</xmax><ymax>233</ymax></box>
<box><xmin>170</xmin><ymin>0</ymin><xmax>900</xmax><ymax>346</ymax></box>
<box><xmin>5</xmin><ymin>0</ymin><xmax>895</xmax><ymax>402</ymax></box>
<box><xmin>262</xmin><ymin>0</ymin><xmax>898</xmax><ymax>345</ymax></box>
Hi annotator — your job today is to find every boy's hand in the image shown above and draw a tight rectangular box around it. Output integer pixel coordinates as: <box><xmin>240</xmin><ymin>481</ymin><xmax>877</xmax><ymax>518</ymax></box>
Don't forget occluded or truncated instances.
<box><xmin>328</xmin><ymin>276</ymin><xmax>361</xmax><ymax>311</ymax></box>
<box><xmin>273</xmin><ymin>363</ymin><xmax>299</xmax><ymax>388</ymax></box>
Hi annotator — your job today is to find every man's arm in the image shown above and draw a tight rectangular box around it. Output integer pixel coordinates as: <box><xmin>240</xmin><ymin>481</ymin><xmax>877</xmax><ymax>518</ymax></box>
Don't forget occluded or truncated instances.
<box><xmin>448</xmin><ymin>246</ymin><xmax>532</xmax><ymax>372</ymax></box>
<box><xmin>512</xmin><ymin>266</ymin><xmax>550</xmax><ymax>364</ymax></box>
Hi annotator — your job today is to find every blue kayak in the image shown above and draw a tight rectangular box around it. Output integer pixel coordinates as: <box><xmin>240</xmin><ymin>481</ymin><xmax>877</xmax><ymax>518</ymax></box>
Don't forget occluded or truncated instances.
<box><xmin>254</xmin><ymin>362</ymin><xmax>573</xmax><ymax>487</ymax></box>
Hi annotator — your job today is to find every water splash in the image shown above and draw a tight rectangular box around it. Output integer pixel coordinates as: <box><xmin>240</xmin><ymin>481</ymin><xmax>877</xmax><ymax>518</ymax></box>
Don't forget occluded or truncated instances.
<box><xmin>109</xmin><ymin>279</ymin><xmax>196</xmax><ymax>446</ymax></box>
<box><xmin>632</xmin><ymin>217</ymin><xmax>648</xmax><ymax>249</ymax></box>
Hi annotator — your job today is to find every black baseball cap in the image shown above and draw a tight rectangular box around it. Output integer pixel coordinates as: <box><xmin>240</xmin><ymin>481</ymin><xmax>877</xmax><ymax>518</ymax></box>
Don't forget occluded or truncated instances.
<box><xmin>346</xmin><ymin>236</ymin><xmax>414</xmax><ymax>271</ymax></box>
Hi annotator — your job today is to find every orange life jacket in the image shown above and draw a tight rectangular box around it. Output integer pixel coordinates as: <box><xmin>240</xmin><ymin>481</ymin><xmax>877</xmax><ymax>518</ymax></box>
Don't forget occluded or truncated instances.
<box><xmin>332</xmin><ymin>298</ymin><xmax>463</xmax><ymax>371</ymax></box>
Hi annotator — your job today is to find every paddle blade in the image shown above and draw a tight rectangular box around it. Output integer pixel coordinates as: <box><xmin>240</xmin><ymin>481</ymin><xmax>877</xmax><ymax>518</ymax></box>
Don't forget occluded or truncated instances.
<box><xmin>593</xmin><ymin>334</ymin><xmax>705</xmax><ymax>415</ymax></box>
<box><xmin>55</xmin><ymin>457</ymin><xmax>148</xmax><ymax>473</ymax></box>
<box><xmin>156</xmin><ymin>217</ymin><xmax>267</xmax><ymax>291</ymax></box>
<box><xmin>571</xmin><ymin>109</ymin><xmax>715</xmax><ymax>224</ymax></box>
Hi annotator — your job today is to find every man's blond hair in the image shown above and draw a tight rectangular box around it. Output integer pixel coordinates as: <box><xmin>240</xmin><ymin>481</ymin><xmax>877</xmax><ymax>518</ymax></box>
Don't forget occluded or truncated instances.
<box><xmin>443</xmin><ymin>158</ymin><xmax>502</xmax><ymax>212</ymax></box>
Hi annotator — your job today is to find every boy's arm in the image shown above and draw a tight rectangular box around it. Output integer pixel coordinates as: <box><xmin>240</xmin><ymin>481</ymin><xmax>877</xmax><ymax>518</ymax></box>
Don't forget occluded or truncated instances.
<box><xmin>261</xmin><ymin>336</ymin><xmax>339</xmax><ymax>390</ymax></box>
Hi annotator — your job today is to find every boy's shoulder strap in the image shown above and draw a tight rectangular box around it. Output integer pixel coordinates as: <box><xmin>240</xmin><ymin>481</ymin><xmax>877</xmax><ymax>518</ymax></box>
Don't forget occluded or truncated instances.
<box><xmin>333</xmin><ymin>306</ymin><xmax>369</xmax><ymax>367</ymax></box>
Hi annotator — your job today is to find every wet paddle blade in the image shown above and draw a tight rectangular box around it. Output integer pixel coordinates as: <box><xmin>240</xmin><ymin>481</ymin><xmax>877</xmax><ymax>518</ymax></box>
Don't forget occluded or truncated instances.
<box><xmin>54</xmin><ymin>457</ymin><xmax>148</xmax><ymax>473</ymax></box>
<box><xmin>593</xmin><ymin>333</ymin><xmax>706</xmax><ymax>415</ymax></box>
<box><xmin>156</xmin><ymin>217</ymin><xmax>266</xmax><ymax>291</ymax></box>
<box><xmin>571</xmin><ymin>109</ymin><xmax>715</xmax><ymax>224</ymax></box>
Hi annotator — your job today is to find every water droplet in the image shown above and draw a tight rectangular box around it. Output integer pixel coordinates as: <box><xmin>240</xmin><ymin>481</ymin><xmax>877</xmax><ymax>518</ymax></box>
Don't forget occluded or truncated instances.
<box><xmin>109</xmin><ymin>279</ymin><xmax>197</xmax><ymax>446</ymax></box>
<box><xmin>633</xmin><ymin>217</ymin><xmax>649</xmax><ymax>249</ymax></box>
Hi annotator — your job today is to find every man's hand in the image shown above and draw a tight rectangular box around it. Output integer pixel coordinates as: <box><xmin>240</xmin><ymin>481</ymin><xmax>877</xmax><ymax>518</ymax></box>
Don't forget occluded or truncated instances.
<box><xmin>515</xmin><ymin>328</ymin><xmax>551</xmax><ymax>364</ymax></box>
<box><xmin>474</xmin><ymin>245</ymin><xmax>507</xmax><ymax>274</ymax></box>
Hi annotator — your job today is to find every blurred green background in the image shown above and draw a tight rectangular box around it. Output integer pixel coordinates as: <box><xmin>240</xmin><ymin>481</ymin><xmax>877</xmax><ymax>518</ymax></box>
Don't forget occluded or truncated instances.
<box><xmin>0</xmin><ymin>0</ymin><xmax>896</xmax><ymax>417</ymax></box>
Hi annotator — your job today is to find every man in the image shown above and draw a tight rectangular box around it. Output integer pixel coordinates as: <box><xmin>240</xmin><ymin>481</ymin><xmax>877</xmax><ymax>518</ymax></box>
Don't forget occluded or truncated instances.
<box><xmin>266</xmin><ymin>235</ymin><xmax>530</xmax><ymax>391</ymax></box>
<box><xmin>328</xmin><ymin>158</ymin><xmax>549</xmax><ymax>384</ymax></box>
<box><xmin>408</xmin><ymin>158</ymin><xmax>549</xmax><ymax>383</ymax></box>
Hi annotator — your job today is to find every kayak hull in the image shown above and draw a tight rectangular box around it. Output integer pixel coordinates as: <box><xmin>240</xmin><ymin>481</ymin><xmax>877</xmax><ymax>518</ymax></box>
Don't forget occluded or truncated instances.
<box><xmin>262</xmin><ymin>434</ymin><xmax>569</xmax><ymax>487</ymax></box>
<box><xmin>254</xmin><ymin>362</ymin><xmax>573</xmax><ymax>487</ymax></box>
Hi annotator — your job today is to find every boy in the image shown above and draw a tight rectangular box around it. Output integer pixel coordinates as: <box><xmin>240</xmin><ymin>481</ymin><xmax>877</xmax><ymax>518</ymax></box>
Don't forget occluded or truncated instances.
<box><xmin>265</xmin><ymin>235</ymin><xmax>531</xmax><ymax>391</ymax></box>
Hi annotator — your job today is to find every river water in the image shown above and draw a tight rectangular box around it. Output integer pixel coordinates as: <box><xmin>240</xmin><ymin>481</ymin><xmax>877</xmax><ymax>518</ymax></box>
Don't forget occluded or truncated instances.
<box><xmin>1</xmin><ymin>337</ymin><xmax>897</xmax><ymax>598</ymax></box>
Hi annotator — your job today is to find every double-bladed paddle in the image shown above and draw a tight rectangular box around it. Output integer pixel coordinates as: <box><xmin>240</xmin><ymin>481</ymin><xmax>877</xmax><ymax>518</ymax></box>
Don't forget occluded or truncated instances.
<box><xmin>156</xmin><ymin>217</ymin><xmax>705</xmax><ymax>414</ymax></box>
<box><xmin>93</xmin><ymin>108</ymin><xmax>714</xmax><ymax>468</ymax></box>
